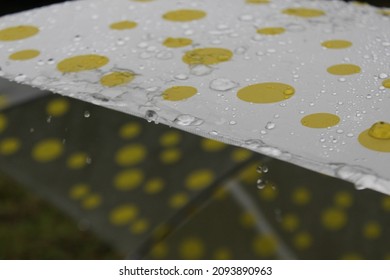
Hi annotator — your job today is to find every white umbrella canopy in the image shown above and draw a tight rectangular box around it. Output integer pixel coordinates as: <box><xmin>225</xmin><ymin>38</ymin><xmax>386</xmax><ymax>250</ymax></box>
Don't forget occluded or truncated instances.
<box><xmin>0</xmin><ymin>0</ymin><xmax>390</xmax><ymax>193</ymax></box>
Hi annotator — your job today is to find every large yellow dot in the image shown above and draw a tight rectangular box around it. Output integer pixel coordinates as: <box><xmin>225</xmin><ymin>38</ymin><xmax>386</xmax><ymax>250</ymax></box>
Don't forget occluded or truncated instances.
<box><xmin>383</xmin><ymin>79</ymin><xmax>390</xmax><ymax>89</ymax></box>
<box><xmin>240</xmin><ymin>212</ymin><xmax>256</xmax><ymax>228</ymax></box>
<box><xmin>186</xmin><ymin>169</ymin><xmax>214</xmax><ymax>190</ymax></box>
<box><xmin>321</xmin><ymin>40</ymin><xmax>352</xmax><ymax>49</ymax></box>
<box><xmin>0</xmin><ymin>138</ymin><xmax>21</xmax><ymax>155</ymax></box>
<box><xmin>163</xmin><ymin>86</ymin><xmax>197</xmax><ymax>101</ymax></box>
<box><xmin>57</xmin><ymin>55</ymin><xmax>109</xmax><ymax>73</ymax></box>
<box><xmin>231</xmin><ymin>148</ymin><xmax>252</xmax><ymax>162</ymax></box>
<box><xmin>257</xmin><ymin>27</ymin><xmax>286</xmax><ymax>35</ymax></box>
<box><xmin>114</xmin><ymin>169</ymin><xmax>144</xmax><ymax>190</ymax></box>
<box><xmin>110</xmin><ymin>204</ymin><xmax>138</xmax><ymax>225</ymax></box>
<box><xmin>327</xmin><ymin>64</ymin><xmax>361</xmax><ymax>75</ymax></box>
<box><xmin>46</xmin><ymin>98</ymin><xmax>69</xmax><ymax>117</ymax></box>
<box><xmin>237</xmin><ymin>82</ymin><xmax>295</xmax><ymax>104</ymax></box>
<box><xmin>201</xmin><ymin>138</ymin><xmax>226</xmax><ymax>152</ymax></box>
<box><xmin>9</xmin><ymin>49</ymin><xmax>40</xmax><ymax>60</ymax></box>
<box><xmin>115</xmin><ymin>144</ymin><xmax>146</xmax><ymax>166</ymax></box>
<box><xmin>110</xmin><ymin>20</ymin><xmax>137</xmax><ymax>30</ymax></box>
<box><xmin>159</xmin><ymin>131</ymin><xmax>181</xmax><ymax>147</ymax></box>
<box><xmin>358</xmin><ymin>122</ymin><xmax>390</xmax><ymax>152</ymax></box>
<box><xmin>259</xmin><ymin>183</ymin><xmax>278</xmax><ymax>201</ymax></box>
<box><xmin>150</xmin><ymin>242</ymin><xmax>169</xmax><ymax>259</ymax></box>
<box><xmin>32</xmin><ymin>138</ymin><xmax>63</xmax><ymax>162</ymax></box>
<box><xmin>144</xmin><ymin>178</ymin><xmax>165</xmax><ymax>194</ymax></box>
<box><xmin>100</xmin><ymin>71</ymin><xmax>135</xmax><ymax>87</ymax></box>
<box><xmin>130</xmin><ymin>218</ymin><xmax>149</xmax><ymax>234</ymax></box>
<box><xmin>322</xmin><ymin>208</ymin><xmax>347</xmax><ymax>230</ymax></box>
<box><xmin>179</xmin><ymin>237</ymin><xmax>205</xmax><ymax>259</ymax></box>
<box><xmin>69</xmin><ymin>183</ymin><xmax>90</xmax><ymax>200</ymax></box>
<box><xmin>0</xmin><ymin>25</ymin><xmax>39</xmax><ymax>41</ymax></box>
<box><xmin>67</xmin><ymin>152</ymin><xmax>89</xmax><ymax>169</ymax></box>
<box><xmin>0</xmin><ymin>114</ymin><xmax>7</xmax><ymax>133</ymax></box>
<box><xmin>82</xmin><ymin>194</ymin><xmax>102</xmax><ymax>210</ymax></box>
<box><xmin>334</xmin><ymin>191</ymin><xmax>353</xmax><ymax>208</ymax></box>
<box><xmin>253</xmin><ymin>235</ymin><xmax>277</xmax><ymax>257</ymax></box>
<box><xmin>293</xmin><ymin>232</ymin><xmax>312</xmax><ymax>250</ymax></box>
<box><xmin>160</xmin><ymin>148</ymin><xmax>181</xmax><ymax>164</ymax></box>
<box><xmin>163</xmin><ymin>9</ymin><xmax>206</xmax><ymax>22</ymax></box>
<box><xmin>382</xmin><ymin>196</ymin><xmax>390</xmax><ymax>211</ymax></box>
<box><xmin>169</xmin><ymin>192</ymin><xmax>189</xmax><ymax>208</ymax></box>
<box><xmin>281</xmin><ymin>213</ymin><xmax>299</xmax><ymax>232</ymax></box>
<box><xmin>119</xmin><ymin>122</ymin><xmax>141</xmax><ymax>139</ymax></box>
<box><xmin>183</xmin><ymin>48</ymin><xmax>233</xmax><ymax>65</ymax></box>
<box><xmin>301</xmin><ymin>113</ymin><xmax>340</xmax><ymax>128</ymax></box>
<box><xmin>282</xmin><ymin>7</ymin><xmax>325</xmax><ymax>18</ymax></box>
<box><xmin>163</xmin><ymin>37</ymin><xmax>193</xmax><ymax>48</ymax></box>
<box><xmin>292</xmin><ymin>187</ymin><xmax>311</xmax><ymax>205</ymax></box>
<box><xmin>363</xmin><ymin>222</ymin><xmax>381</xmax><ymax>239</ymax></box>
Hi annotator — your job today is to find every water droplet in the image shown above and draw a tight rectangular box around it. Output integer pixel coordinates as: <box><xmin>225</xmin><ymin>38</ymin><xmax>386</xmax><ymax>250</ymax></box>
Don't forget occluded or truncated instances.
<box><xmin>368</xmin><ymin>121</ymin><xmax>390</xmax><ymax>139</ymax></box>
<box><xmin>190</xmin><ymin>64</ymin><xmax>213</xmax><ymax>76</ymax></box>
<box><xmin>84</xmin><ymin>111</ymin><xmax>90</xmax><ymax>118</ymax></box>
<box><xmin>234</xmin><ymin>46</ymin><xmax>248</xmax><ymax>55</ymax></box>
<box><xmin>73</xmin><ymin>35</ymin><xmax>81</xmax><ymax>41</ymax></box>
<box><xmin>173</xmin><ymin>114</ymin><xmax>204</xmax><ymax>126</ymax></box>
<box><xmin>156</xmin><ymin>50</ymin><xmax>173</xmax><ymax>60</ymax></box>
<box><xmin>174</xmin><ymin>74</ymin><xmax>188</xmax><ymax>80</ymax></box>
<box><xmin>265</xmin><ymin>122</ymin><xmax>275</xmax><ymax>130</ymax></box>
<box><xmin>210</xmin><ymin>78</ymin><xmax>237</xmax><ymax>91</ymax></box>
<box><xmin>382</xmin><ymin>42</ymin><xmax>390</xmax><ymax>47</ymax></box>
<box><xmin>14</xmin><ymin>74</ymin><xmax>26</xmax><ymax>83</ymax></box>
<box><xmin>47</xmin><ymin>58</ymin><xmax>55</xmax><ymax>65</ymax></box>
<box><xmin>47</xmin><ymin>116</ymin><xmax>52</xmax><ymax>123</ymax></box>
<box><xmin>210</xmin><ymin>130</ymin><xmax>218</xmax><ymax>136</ymax></box>
<box><xmin>145</xmin><ymin>110</ymin><xmax>158</xmax><ymax>123</ymax></box>
<box><xmin>336</xmin><ymin>129</ymin><xmax>344</xmax><ymax>134</ymax></box>
<box><xmin>239</xmin><ymin>14</ymin><xmax>253</xmax><ymax>21</ymax></box>
<box><xmin>229</xmin><ymin>120</ymin><xmax>237</xmax><ymax>125</ymax></box>
<box><xmin>379</xmin><ymin>73</ymin><xmax>388</xmax><ymax>79</ymax></box>
<box><xmin>256</xmin><ymin>179</ymin><xmax>266</xmax><ymax>189</ymax></box>
<box><xmin>338</xmin><ymin>77</ymin><xmax>346</xmax><ymax>82</ymax></box>
<box><xmin>347</xmin><ymin>133</ymin><xmax>354</xmax><ymax>137</ymax></box>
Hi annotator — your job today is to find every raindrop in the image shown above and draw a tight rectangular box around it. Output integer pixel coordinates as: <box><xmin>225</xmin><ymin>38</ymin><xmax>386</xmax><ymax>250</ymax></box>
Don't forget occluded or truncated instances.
<box><xmin>229</xmin><ymin>121</ymin><xmax>237</xmax><ymax>125</ymax></box>
<box><xmin>14</xmin><ymin>74</ymin><xmax>26</xmax><ymax>83</ymax></box>
<box><xmin>382</xmin><ymin>42</ymin><xmax>390</xmax><ymax>47</ymax></box>
<box><xmin>173</xmin><ymin>114</ymin><xmax>204</xmax><ymax>126</ymax></box>
<box><xmin>338</xmin><ymin>77</ymin><xmax>346</xmax><ymax>82</ymax></box>
<box><xmin>234</xmin><ymin>46</ymin><xmax>248</xmax><ymax>55</ymax></box>
<box><xmin>73</xmin><ymin>35</ymin><xmax>81</xmax><ymax>41</ymax></box>
<box><xmin>256</xmin><ymin>179</ymin><xmax>266</xmax><ymax>189</ymax></box>
<box><xmin>210</xmin><ymin>78</ymin><xmax>237</xmax><ymax>91</ymax></box>
<box><xmin>265</xmin><ymin>122</ymin><xmax>275</xmax><ymax>130</ymax></box>
<box><xmin>347</xmin><ymin>133</ymin><xmax>354</xmax><ymax>137</ymax></box>
<box><xmin>174</xmin><ymin>74</ymin><xmax>188</xmax><ymax>80</ymax></box>
<box><xmin>239</xmin><ymin>14</ymin><xmax>253</xmax><ymax>21</ymax></box>
<box><xmin>190</xmin><ymin>64</ymin><xmax>213</xmax><ymax>76</ymax></box>
<box><xmin>47</xmin><ymin>116</ymin><xmax>52</xmax><ymax>123</ymax></box>
<box><xmin>156</xmin><ymin>51</ymin><xmax>173</xmax><ymax>60</ymax></box>
<box><xmin>368</xmin><ymin>121</ymin><xmax>390</xmax><ymax>139</ymax></box>
<box><xmin>267</xmin><ymin>49</ymin><xmax>276</xmax><ymax>53</ymax></box>
<box><xmin>145</xmin><ymin>110</ymin><xmax>158</xmax><ymax>123</ymax></box>
<box><xmin>256</xmin><ymin>51</ymin><xmax>265</xmax><ymax>56</ymax></box>
<box><xmin>86</xmin><ymin>157</ymin><xmax>92</xmax><ymax>165</ymax></box>
<box><xmin>47</xmin><ymin>58</ymin><xmax>55</xmax><ymax>65</ymax></box>
<box><xmin>379</xmin><ymin>73</ymin><xmax>388</xmax><ymax>79</ymax></box>
<box><xmin>84</xmin><ymin>111</ymin><xmax>90</xmax><ymax>118</ymax></box>
<box><xmin>336</xmin><ymin>129</ymin><xmax>344</xmax><ymax>134</ymax></box>
<box><xmin>210</xmin><ymin>130</ymin><xmax>219</xmax><ymax>136</ymax></box>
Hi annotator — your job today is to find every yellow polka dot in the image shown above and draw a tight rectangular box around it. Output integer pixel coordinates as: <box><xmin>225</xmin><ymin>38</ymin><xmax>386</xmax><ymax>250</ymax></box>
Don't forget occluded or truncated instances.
<box><xmin>114</xmin><ymin>169</ymin><xmax>144</xmax><ymax>191</ymax></box>
<box><xmin>322</xmin><ymin>208</ymin><xmax>347</xmax><ymax>230</ymax></box>
<box><xmin>292</xmin><ymin>187</ymin><xmax>311</xmax><ymax>205</ymax></box>
<box><xmin>293</xmin><ymin>232</ymin><xmax>312</xmax><ymax>250</ymax></box>
<box><xmin>201</xmin><ymin>138</ymin><xmax>226</xmax><ymax>152</ymax></box>
<box><xmin>213</xmin><ymin>248</ymin><xmax>233</xmax><ymax>260</ymax></box>
<box><xmin>163</xmin><ymin>9</ymin><xmax>206</xmax><ymax>22</ymax></box>
<box><xmin>9</xmin><ymin>49</ymin><xmax>40</xmax><ymax>60</ymax></box>
<box><xmin>363</xmin><ymin>222</ymin><xmax>381</xmax><ymax>239</ymax></box>
<box><xmin>69</xmin><ymin>183</ymin><xmax>90</xmax><ymax>200</ymax></box>
<box><xmin>282</xmin><ymin>7</ymin><xmax>325</xmax><ymax>18</ymax></box>
<box><xmin>100</xmin><ymin>71</ymin><xmax>135</xmax><ymax>87</ymax></box>
<box><xmin>383</xmin><ymin>79</ymin><xmax>390</xmax><ymax>89</ymax></box>
<box><xmin>381</xmin><ymin>196</ymin><xmax>390</xmax><ymax>211</ymax></box>
<box><xmin>150</xmin><ymin>242</ymin><xmax>168</xmax><ymax>259</ymax></box>
<box><xmin>0</xmin><ymin>138</ymin><xmax>21</xmax><ymax>155</ymax></box>
<box><xmin>327</xmin><ymin>64</ymin><xmax>361</xmax><ymax>75</ymax></box>
<box><xmin>144</xmin><ymin>178</ymin><xmax>165</xmax><ymax>194</ymax></box>
<box><xmin>169</xmin><ymin>193</ymin><xmax>189</xmax><ymax>208</ymax></box>
<box><xmin>159</xmin><ymin>131</ymin><xmax>181</xmax><ymax>147</ymax></box>
<box><xmin>119</xmin><ymin>122</ymin><xmax>141</xmax><ymax>139</ymax></box>
<box><xmin>110</xmin><ymin>204</ymin><xmax>138</xmax><ymax>225</ymax></box>
<box><xmin>237</xmin><ymin>82</ymin><xmax>295</xmax><ymax>104</ymax></box>
<box><xmin>246</xmin><ymin>0</ymin><xmax>269</xmax><ymax>4</ymax></box>
<box><xmin>281</xmin><ymin>213</ymin><xmax>299</xmax><ymax>232</ymax></box>
<box><xmin>0</xmin><ymin>96</ymin><xmax>8</xmax><ymax>109</ymax></box>
<box><xmin>186</xmin><ymin>169</ymin><xmax>214</xmax><ymax>190</ymax></box>
<box><xmin>213</xmin><ymin>186</ymin><xmax>229</xmax><ymax>200</ymax></box>
<box><xmin>183</xmin><ymin>48</ymin><xmax>233</xmax><ymax>65</ymax></box>
<box><xmin>231</xmin><ymin>148</ymin><xmax>252</xmax><ymax>162</ymax></box>
<box><xmin>239</xmin><ymin>163</ymin><xmax>259</xmax><ymax>184</ymax></box>
<box><xmin>57</xmin><ymin>55</ymin><xmax>109</xmax><ymax>73</ymax></box>
<box><xmin>259</xmin><ymin>183</ymin><xmax>278</xmax><ymax>201</ymax></box>
<box><xmin>253</xmin><ymin>235</ymin><xmax>277</xmax><ymax>257</ymax></box>
<box><xmin>82</xmin><ymin>194</ymin><xmax>102</xmax><ymax>210</ymax></box>
<box><xmin>257</xmin><ymin>27</ymin><xmax>286</xmax><ymax>35</ymax></box>
<box><xmin>240</xmin><ymin>212</ymin><xmax>256</xmax><ymax>228</ymax></box>
<box><xmin>163</xmin><ymin>86</ymin><xmax>197</xmax><ymax>101</ymax></box>
<box><xmin>334</xmin><ymin>191</ymin><xmax>353</xmax><ymax>208</ymax></box>
<box><xmin>358</xmin><ymin>122</ymin><xmax>390</xmax><ymax>152</ymax></box>
<box><xmin>341</xmin><ymin>253</ymin><xmax>362</xmax><ymax>260</ymax></box>
<box><xmin>160</xmin><ymin>148</ymin><xmax>181</xmax><ymax>164</ymax></box>
<box><xmin>32</xmin><ymin>138</ymin><xmax>63</xmax><ymax>162</ymax></box>
<box><xmin>46</xmin><ymin>98</ymin><xmax>70</xmax><ymax>117</ymax></box>
<box><xmin>0</xmin><ymin>25</ymin><xmax>39</xmax><ymax>41</ymax></box>
<box><xmin>163</xmin><ymin>37</ymin><xmax>193</xmax><ymax>48</ymax></box>
<box><xmin>153</xmin><ymin>224</ymin><xmax>171</xmax><ymax>240</ymax></box>
<box><xmin>115</xmin><ymin>144</ymin><xmax>146</xmax><ymax>166</ymax></box>
<box><xmin>301</xmin><ymin>113</ymin><xmax>340</xmax><ymax>128</ymax></box>
<box><xmin>67</xmin><ymin>152</ymin><xmax>89</xmax><ymax>169</ymax></box>
<box><xmin>321</xmin><ymin>40</ymin><xmax>352</xmax><ymax>49</ymax></box>
<box><xmin>0</xmin><ymin>114</ymin><xmax>7</xmax><ymax>133</ymax></box>
<box><xmin>179</xmin><ymin>237</ymin><xmax>205</xmax><ymax>259</ymax></box>
<box><xmin>110</xmin><ymin>20</ymin><xmax>137</xmax><ymax>30</ymax></box>
<box><xmin>380</xmin><ymin>10</ymin><xmax>390</xmax><ymax>16</ymax></box>
<box><xmin>130</xmin><ymin>219</ymin><xmax>149</xmax><ymax>234</ymax></box>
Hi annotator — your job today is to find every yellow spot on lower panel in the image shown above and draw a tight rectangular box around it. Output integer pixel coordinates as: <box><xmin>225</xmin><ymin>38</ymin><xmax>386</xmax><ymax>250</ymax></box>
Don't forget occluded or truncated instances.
<box><xmin>160</xmin><ymin>148</ymin><xmax>181</xmax><ymax>164</ymax></box>
<box><xmin>179</xmin><ymin>237</ymin><xmax>205</xmax><ymax>259</ymax></box>
<box><xmin>69</xmin><ymin>183</ymin><xmax>90</xmax><ymax>200</ymax></box>
<box><xmin>159</xmin><ymin>131</ymin><xmax>181</xmax><ymax>147</ymax></box>
<box><xmin>213</xmin><ymin>248</ymin><xmax>232</xmax><ymax>260</ymax></box>
<box><xmin>114</xmin><ymin>169</ymin><xmax>144</xmax><ymax>190</ymax></box>
<box><xmin>238</xmin><ymin>163</ymin><xmax>258</xmax><ymax>184</ymax></box>
<box><xmin>383</xmin><ymin>79</ymin><xmax>390</xmax><ymax>88</ymax></box>
<box><xmin>110</xmin><ymin>204</ymin><xmax>138</xmax><ymax>225</ymax></box>
<box><xmin>183</xmin><ymin>48</ymin><xmax>233</xmax><ymax>65</ymax></box>
<box><xmin>382</xmin><ymin>196</ymin><xmax>390</xmax><ymax>211</ymax></box>
<box><xmin>0</xmin><ymin>96</ymin><xmax>8</xmax><ymax>109</ymax></box>
<box><xmin>363</xmin><ymin>222</ymin><xmax>381</xmax><ymax>239</ymax></box>
<box><xmin>67</xmin><ymin>152</ymin><xmax>88</xmax><ymax>169</ymax></box>
<box><xmin>358</xmin><ymin>124</ymin><xmax>390</xmax><ymax>152</ymax></box>
<box><xmin>144</xmin><ymin>178</ymin><xmax>165</xmax><ymax>194</ymax></box>
<box><xmin>186</xmin><ymin>169</ymin><xmax>214</xmax><ymax>190</ymax></box>
<box><xmin>0</xmin><ymin>25</ymin><xmax>39</xmax><ymax>41</ymax></box>
<box><xmin>32</xmin><ymin>138</ymin><xmax>63</xmax><ymax>162</ymax></box>
<box><xmin>231</xmin><ymin>148</ymin><xmax>252</xmax><ymax>162</ymax></box>
<box><xmin>0</xmin><ymin>114</ymin><xmax>7</xmax><ymax>133</ymax></box>
<box><xmin>341</xmin><ymin>253</ymin><xmax>362</xmax><ymax>260</ymax></box>
<box><xmin>100</xmin><ymin>72</ymin><xmax>135</xmax><ymax>87</ymax></box>
<box><xmin>321</xmin><ymin>40</ymin><xmax>352</xmax><ymax>49</ymax></box>
<box><xmin>301</xmin><ymin>113</ymin><xmax>340</xmax><ymax>128</ymax></box>
<box><xmin>322</xmin><ymin>208</ymin><xmax>347</xmax><ymax>230</ymax></box>
<box><xmin>246</xmin><ymin>0</ymin><xmax>269</xmax><ymax>4</ymax></box>
<box><xmin>259</xmin><ymin>184</ymin><xmax>278</xmax><ymax>201</ymax></box>
<box><xmin>57</xmin><ymin>55</ymin><xmax>109</xmax><ymax>73</ymax></box>
<box><xmin>163</xmin><ymin>37</ymin><xmax>193</xmax><ymax>48</ymax></box>
<box><xmin>257</xmin><ymin>27</ymin><xmax>285</xmax><ymax>35</ymax></box>
<box><xmin>9</xmin><ymin>49</ymin><xmax>40</xmax><ymax>60</ymax></box>
<box><xmin>237</xmin><ymin>82</ymin><xmax>295</xmax><ymax>104</ymax></box>
<box><xmin>82</xmin><ymin>194</ymin><xmax>102</xmax><ymax>210</ymax></box>
<box><xmin>327</xmin><ymin>64</ymin><xmax>361</xmax><ymax>75</ymax></box>
<box><xmin>163</xmin><ymin>9</ymin><xmax>206</xmax><ymax>22</ymax></box>
<box><xmin>240</xmin><ymin>212</ymin><xmax>256</xmax><ymax>228</ymax></box>
<box><xmin>293</xmin><ymin>232</ymin><xmax>312</xmax><ymax>250</ymax></box>
<box><xmin>169</xmin><ymin>193</ymin><xmax>189</xmax><ymax>208</ymax></box>
<box><xmin>282</xmin><ymin>8</ymin><xmax>325</xmax><ymax>18</ymax></box>
<box><xmin>110</xmin><ymin>21</ymin><xmax>137</xmax><ymax>30</ymax></box>
<box><xmin>115</xmin><ymin>144</ymin><xmax>146</xmax><ymax>166</ymax></box>
<box><xmin>253</xmin><ymin>235</ymin><xmax>277</xmax><ymax>257</ymax></box>
<box><xmin>46</xmin><ymin>98</ymin><xmax>69</xmax><ymax>117</ymax></box>
<box><xmin>163</xmin><ymin>86</ymin><xmax>197</xmax><ymax>101</ymax></box>
<box><xmin>130</xmin><ymin>219</ymin><xmax>149</xmax><ymax>234</ymax></box>
<box><xmin>119</xmin><ymin>122</ymin><xmax>141</xmax><ymax>139</ymax></box>
<box><xmin>150</xmin><ymin>242</ymin><xmax>168</xmax><ymax>259</ymax></box>
<box><xmin>292</xmin><ymin>187</ymin><xmax>311</xmax><ymax>205</ymax></box>
<box><xmin>201</xmin><ymin>139</ymin><xmax>226</xmax><ymax>152</ymax></box>
<box><xmin>0</xmin><ymin>138</ymin><xmax>21</xmax><ymax>155</ymax></box>
<box><xmin>334</xmin><ymin>191</ymin><xmax>353</xmax><ymax>208</ymax></box>
<box><xmin>281</xmin><ymin>213</ymin><xmax>299</xmax><ymax>232</ymax></box>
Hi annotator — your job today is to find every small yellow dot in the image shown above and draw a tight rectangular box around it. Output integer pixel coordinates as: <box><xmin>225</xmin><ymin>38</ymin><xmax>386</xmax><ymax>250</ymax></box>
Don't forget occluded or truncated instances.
<box><xmin>282</xmin><ymin>7</ymin><xmax>325</xmax><ymax>18</ymax></box>
<box><xmin>301</xmin><ymin>113</ymin><xmax>340</xmax><ymax>128</ymax></box>
<box><xmin>383</xmin><ymin>79</ymin><xmax>390</xmax><ymax>89</ymax></box>
<box><xmin>115</xmin><ymin>144</ymin><xmax>146</xmax><ymax>166</ymax></box>
<box><xmin>381</xmin><ymin>196</ymin><xmax>390</xmax><ymax>211</ymax></box>
<box><xmin>362</xmin><ymin>222</ymin><xmax>381</xmax><ymax>239</ymax></box>
<box><xmin>163</xmin><ymin>9</ymin><xmax>206</xmax><ymax>22</ymax></box>
<box><xmin>213</xmin><ymin>248</ymin><xmax>233</xmax><ymax>260</ymax></box>
<box><xmin>162</xmin><ymin>86</ymin><xmax>198</xmax><ymax>101</ymax></box>
<box><xmin>130</xmin><ymin>218</ymin><xmax>149</xmax><ymax>234</ymax></box>
<box><xmin>100</xmin><ymin>71</ymin><xmax>135</xmax><ymax>87</ymax></box>
<box><xmin>119</xmin><ymin>122</ymin><xmax>141</xmax><ymax>139</ymax></box>
<box><xmin>0</xmin><ymin>25</ymin><xmax>39</xmax><ymax>41</ymax></box>
<box><xmin>0</xmin><ymin>114</ymin><xmax>7</xmax><ymax>133</ymax></box>
<box><xmin>240</xmin><ymin>212</ymin><xmax>256</xmax><ymax>228</ymax></box>
<box><xmin>281</xmin><ymin>213</ymin><xmax>299</xmax><ymax>232</ymax></box>
<box><xmin>57</xmin><ymin>54</ymin><xmax>109</xmax><ymax>73</ymax></box>
<box><xmin>237</xmin><ymin>82</ymin><xmax>295</xmax><ymax>104</ymax></box>
<box><xmin>163</xmin><ymin>37</ymin><xmax>193</xmax><ymax>48</ymax></box>
<box><xmin>109</xmin><ymin>204</ymin><xmax>138</xmax><ymax>226</ymax></box>
<box><xmin>358</xmin><ymin>122</ymin><xmax>390</xmax><ymax>152</ymax></box>
<box><xmin>321</xmin><ymin>40</ymin><xmax>352</xmax><ymax>49</ymax></box>
<box><xmin>0</xmin><ymin>138</ymin><xmax>21</xmax><ymax>155</ymax></box>
<box><xmin>334</xmin><ymin>191</ymin><xmax>353</xmax><ymax>208</ymax></box>
<box><xmin>82</xmin><ymin>194</ymin><xmax>102</xmax><ymax>210</ymax></box>
<box><xmin>144</xmin><ymin>178</ymin><xmax>165</xmax><ymax>194</ymax></box>
<box><xmin>238</xmin><ymin>163</ymin><xmax>259</xmax><ymax>185</ymax></box>
<box><xmin>32</xmin><ymin>138</ymin><xmax>63</xmax><ymax>162</ymax></box>
<box><xmin>293</xmin><ymin>232</ymin><xmax>312</xmax><ymax>250</ymax></box>
<box><xmin>201</xmin><ymin>138</ymin><xmax>226</xmax><ymax>152</ymax></box>
<box><xmin>213</xmin><ymin>186</ymin><xmax>229</xmax><ymax>200</ymax></box>
<box><xmin>150</xmin><ymin>242</ymin><xmax>168</xmax><ymax>259</ymax></box>
<box><xmin>179</xmin><ymin>237</ymin><xmax>205</xmax><ymax>259</ymax></box>
<box><xmin>231</xmin><ymin>148</ymin><xmax>252</xmax><ymax>162</ymax></box>
<box><xmin>9</xmin><ymin>49</ymin><xmax>40</xmax><ymax>60</ymax></box>
<box><xmin>253</xmin><ymin>235</ymin><xmax>277</xmax><ymax>257</ymax></box>
<box><xmin>67</xmin><ymin>152</ymin><xmax>89</xmax><ymax>169</ymax></box>
<box><xmin>186</xmin><ymin>169</ymin><xmax>214</xmax><ymax>190</ymax></box>
<box><xmin>169</xmin><ymin>192</ymin><xmax>189</xmax><ymax>208</ymax></box>
<box><xmin>259</xmin><ymin>183</ymin><xmax>278</xmax><ymax>201</ymax></box>
<box><xmin>159</xmin><ymin>131</ymin><xmax>182</xmax><ymax>147</ymax></box>
<box><xmin>110</xmin><ymin>20</ymin><xmax>137</xmax><ymax>30</ymax></box>
<box><xmin>69</xmin><ymin>183</ymin><xmax>90</xmax><ymax>200</ymax></box>
<box><xmin>183</xmin><ymin>48</ymin><xmax>233</xmax><ymax>65</ymax></box>
<box><xmin>292</xmin><ymin>187</ymin><xmax>311</xmax><ymax>205</ymax></box>
<box><xmin>322</xmin><ymin>208</ymin><xmax>347</xmax><ymax>230</ymax></box>
<box><xmin>257</xmin><ymin>27</ymin><xmax>285</xmax><ymax>35</ymax></box>
<box><xmin>327</xmin><ymin>64</ymin><xmax>361</xmax><ymax>75</ymax></box>
<box><xmin>246</xmin><ymin>0</ymin><xmax>269</xmax><ymax>4</ymax></box>
<box><xmin>160</xmin><ymin>148</ymin><xmax>181</xmax><ymax>164</ymax></box>
<box><xmin>114</xmin><ymin>169</ymin><xmax>144</xmax><ymax>191</ymax></box>
<box><xmin>46</xmin><ymin>98</ymin><xmax>70</xmax><ymax>117</ymax></box>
